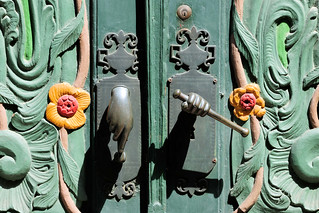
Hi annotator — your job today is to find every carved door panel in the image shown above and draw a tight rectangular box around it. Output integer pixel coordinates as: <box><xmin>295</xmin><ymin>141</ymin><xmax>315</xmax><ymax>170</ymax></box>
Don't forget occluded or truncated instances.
<box><xmin>230</xmin><ymin>1</ymin><xmax>319</xmax><ymax>213</ymax></box>
<box><xmin>89</xmin><ymin>0</ymin><xmax>319</xmax><ymax>212</ymax></box>
<box><xmin>0</xmin><ymin>0</ymin><xmax>91</xmax><ymax>212</ymax></box>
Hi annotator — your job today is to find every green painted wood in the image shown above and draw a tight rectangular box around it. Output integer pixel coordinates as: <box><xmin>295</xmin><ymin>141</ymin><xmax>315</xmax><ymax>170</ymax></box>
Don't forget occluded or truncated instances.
<box><xmin>144</xmin><ymin>0</ymin><xmax>234</xmax><ymax>212</ymax></box>
<box><xmin>21</xmin><ymin>0</ymin><xmax>33</xmax><ymax>60</ymax></box>
<box><xmin>277</xmin><ymin>23</ymin><xmax>290</xmax><ymax>69</ymax></box>
<box><xmin>231</xmin><ymin>0</ymin><xmax>319</xmax><ymax>212</ymax></box>
<box><xmin>96</xmin><ymin>0</ymin><xmax>136</xmax><ymax>80</ymax></box>
<box><xmin>91</xmin><ymin>0</ymin><xmax>235</xmax><ymax>212</ymax></box>
<box><xmin>89</xmin><ymin>1</ymin><xmax>142</xmax><ymax>212</ymax></box>
<box><xmin>0</xmin><ymin>0</ymin><xmax>89</xmax><ymax>212</ymax></box>
<box><xmin>146</xmin><ymin>0</ymin><xmax>167</xmax><ymax>212</ymax></box>
<box><xmin>162</xmin><ymin>1</ymin><xmax>234</xmax><ymax>212</ymax></box>
<box><xmin>6</xmin><ymin>0</ymin><xmax>319</xmax><ymax>212</ymax></box>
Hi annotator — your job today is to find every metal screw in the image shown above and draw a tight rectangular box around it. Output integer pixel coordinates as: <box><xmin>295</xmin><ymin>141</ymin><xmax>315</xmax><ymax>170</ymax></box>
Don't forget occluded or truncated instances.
<box><xmin>213</xmin><ymin>78</ymin><xmax>218</xmax><ymax>84</ymax></box>
<box><xmin>167</xmin><ymin>78</ymin><xmax>173</xmax><ymax>83</ymax></box>
<box><xmin>212</xmin><ymin>158</ymin><xmax>217</xmax><ymax>164</ymax></box>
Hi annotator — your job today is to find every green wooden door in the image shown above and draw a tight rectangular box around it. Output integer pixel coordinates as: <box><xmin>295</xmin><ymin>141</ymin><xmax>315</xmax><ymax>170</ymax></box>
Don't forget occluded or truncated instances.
<box><xmin>88</xmin><ymin>0</ymin><xmax>235</xmax><ymax>212</ymax></box>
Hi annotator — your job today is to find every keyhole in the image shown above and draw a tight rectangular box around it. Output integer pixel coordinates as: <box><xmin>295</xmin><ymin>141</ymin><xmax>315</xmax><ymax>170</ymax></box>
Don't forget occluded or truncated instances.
<box><xmin>182</xmin><ymin>10</ymin><xmax>188</xmax><ymax>18</ymax></box>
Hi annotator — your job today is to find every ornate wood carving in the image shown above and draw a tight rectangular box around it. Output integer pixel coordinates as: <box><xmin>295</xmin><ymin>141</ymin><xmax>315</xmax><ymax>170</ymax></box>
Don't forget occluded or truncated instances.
<box><xmin>230</xmin><ymin>0</ymin><xmax>319</xmax><ymax>212</ymax></box>
<box><xmin>0</xmin><ymin>0</ymin><xmax>90</xmax><ymax>212</ymax></box>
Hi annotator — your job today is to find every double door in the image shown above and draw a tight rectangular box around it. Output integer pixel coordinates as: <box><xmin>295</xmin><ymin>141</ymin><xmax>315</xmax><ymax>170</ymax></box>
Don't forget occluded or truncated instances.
<box><xmin>88</xmin><ymin>0</ymin><xmax>234</xmax><ymax>212</ymax></box>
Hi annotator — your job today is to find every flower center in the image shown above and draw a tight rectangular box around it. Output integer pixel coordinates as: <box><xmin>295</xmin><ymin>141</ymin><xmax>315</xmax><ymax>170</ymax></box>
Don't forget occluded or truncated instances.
<box><xmin>240</xmin><ymin>93</ymin><xmax>256</xmax><ymax>110</ymax></box>
<box><xmin>57</xmin><ymin>95</ymin><xmax>78</xmax><ymax>118</ymax></box>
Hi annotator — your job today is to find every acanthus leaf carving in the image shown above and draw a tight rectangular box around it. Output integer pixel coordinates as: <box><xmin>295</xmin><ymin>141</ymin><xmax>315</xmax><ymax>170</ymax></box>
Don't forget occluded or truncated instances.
<box><xmin>57</xmin><ymin>139</ymin><xmax>80</xmax><ymax>197</ymax></box>
<box><xmin>230</xmin><ymin>129</ymin><xmax>265</xmax><ymax>197</ymax></box>
<box><xmin>49</xmin><ymin>2</ymin><xmax>84</xmax><ymax>67</ymax></box>
<box><xmin>0</xmin><ymin>120</ymin><xmax>58</xmax><ymax>212</ymax></box>
<box><xmin>232</xmin><ymin>6</ymin><xmax>259</xmax><ymax>79</ymax></box>
<box><xmin>231</xmin><ymin>0</ymin><xmax>319</xmax><ymax>212</ymax></box>
<box><xmin>0</xmin><ymin>0</ymin><xmax>89</xmax><ymax>212</ymax></box>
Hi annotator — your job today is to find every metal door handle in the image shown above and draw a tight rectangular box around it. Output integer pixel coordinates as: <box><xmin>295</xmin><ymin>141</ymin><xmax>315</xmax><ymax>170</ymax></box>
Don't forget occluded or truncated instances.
<box><xmin>173</xmin><ymin>89</ymin><xmax>249</xmax><ymax>137</ymax></box>
<box><xmin>106</xmin><ymin>86</ymin><xmax>133</xmax><ymax>162</ymax></box>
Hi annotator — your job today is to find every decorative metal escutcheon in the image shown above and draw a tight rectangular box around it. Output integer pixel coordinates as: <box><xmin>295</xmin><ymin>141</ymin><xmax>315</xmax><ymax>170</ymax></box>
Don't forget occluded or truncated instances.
<box><xmin>97</xmin><ymin>30</ymin><xmax>138</xmax><ymax>74</ymax></box>
<box><xmin>167</xmin><ymin>26</ymin><xmax>217</xmax><ymax>196</ymax></box>
<box><xmin>96</xmin><ymin>31</ymin><xmax>141</xmax><ymax>200</ymax></box>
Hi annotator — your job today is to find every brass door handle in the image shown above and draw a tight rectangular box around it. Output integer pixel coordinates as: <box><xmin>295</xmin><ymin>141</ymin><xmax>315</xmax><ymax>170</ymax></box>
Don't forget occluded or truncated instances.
<box><xmin>173</xmin><ymin>89</ymin><xmax>249</xmax><ymax>137</ymax></box>
<box><xmin>106</xmin><ymin>86</ymin><xmax>133</xmax><ymax>162</ymax></box>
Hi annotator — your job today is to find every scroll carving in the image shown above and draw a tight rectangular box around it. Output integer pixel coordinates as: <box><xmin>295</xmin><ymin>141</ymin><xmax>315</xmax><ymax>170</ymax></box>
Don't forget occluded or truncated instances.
<box><xmin>230</xmin><ymin>0</ymin><xmax>319</xmax><ymax>212</ymax></box>
<box><xmin>0</xmin><ymin>0</ymin><xmax>90</xmax><ymax>212</ymax></box>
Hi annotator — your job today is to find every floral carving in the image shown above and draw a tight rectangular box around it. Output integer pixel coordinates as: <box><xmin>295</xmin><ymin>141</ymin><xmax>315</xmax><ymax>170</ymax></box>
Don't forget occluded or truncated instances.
<box><xmin>57</xmin><ymin>95</ymin><xmax>79</xmax><ymax>118</ymax></box>
<box><xmin>230</xmin><ymin>0</ymin><xmax>319</xmax><ymax>212</ymax></box>
<box><xmin>46</xmin><ymin>82</ymin><xmax>90</xmax><ymax>130</ymax></box>
<box><xmin>0</xmin><ymin>0</ymin><xmax>89</xmax><ymax>211</ymax></box>
<box><xmin>0</xmin><ymin>121</ymin><xmax>59</xmax><ymax>212</ymax></box>
<box><xmin>240</xmin><ymin>93</ymin><xmax>256</xmax><ymax>110</ymax></box>
<box><xmin>229</xmin><ymin>83</ymin><xmax>266</xmax><ymax>121</ymax></box>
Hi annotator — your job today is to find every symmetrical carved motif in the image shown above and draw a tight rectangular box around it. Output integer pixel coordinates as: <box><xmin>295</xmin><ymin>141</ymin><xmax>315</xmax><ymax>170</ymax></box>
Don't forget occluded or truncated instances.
<box><xmin>46</xmin><ymin>82</ymin><xmax>90</xmax><ymax>130</ymax></box>
<box><xmin>0</xmin><ymin>0</ymin><xmax>89</xmax><ymax>212</ymax></box>
<box><xmin>97</xmin><ymin>30</ymin><xmax>138</xmax><ymax>74</ymax></box>
<box><xmin>230</xmin><ymin>0</ymin><xmax>319</xmax><ymax>212</ymax></box>
<box><xmin>108</xmin><ymin>181</ymin><xmax>136</xmax><ymax>200</ymax></box>
<box><xmin>170</xmin><ymin>26</ymin><xmax>215</xmax><ymax>72</ymax></box>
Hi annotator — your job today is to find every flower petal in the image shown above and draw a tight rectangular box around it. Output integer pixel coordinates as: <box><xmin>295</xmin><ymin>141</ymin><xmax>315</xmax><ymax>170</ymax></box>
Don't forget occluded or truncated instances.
<box><xmin>256</xmin><ymin>108</ymin><xmax>266</xmax><ymax>117</ymax></box>
<box><xmin>245</xmin><ymin>83</ymin><xmax>260</xmax><ymax>91</ymax></box>
<box><xmin>234</xmin><ymin>107</ymin><xmax>250</xmax><ymax>121</ymax></box>
<box><xmin>64</xmin><ymin>110</ymin><xmax>86</xmax><ymax>130</ymax></box>
<box><xmin>235</xmin><ymin>107</ymin><xmax>251</xmax><ymax>116</ymax></box>
<box><xmin>49</xmin><ymin>83</ymin><xmax>77</xmax><ymax>104</ymax></box>
<box><xmin>239</xmin><ymin>115</ymin><xmax>249</xmax><ymax>121</ymax></box>
<box><xmin>229</xmin><ymin>91</ymin><xmax>235</xmax><ymax>105</ymax></box>
<box><xmin>245</xmin><ymin>83</ymin><xmax>260</xmax><ymax>98</ymax></box>
<box><xmin>73</xmin><ymin>88</ymin><xmax>90</xmax><ymax>110</ymax></box>
<box><xmin>46</xmin><ymin>103</ymin><xmax>66</xmax><ymax>128</ymax></box>
<box><xmin>256</xmin><ymin>97</ymin><xmax>265</xmax><ymax>108</ymax></box>
<box><xmin>234</xmin><ymin>110</ymin><xmax>249</xmax><ymax>121</ymax></box>
<box><xmin>233</xmin><ymin>93</ymin><xmax>241</xmax><ymax>106</ymax></box>
<box><xmin>230</xmin><ymin>88</ymin><xmax>246</xmax><ymax>107</ymax></box>
<box><xmin>234</xmin><ymin>88</ymin><xmax>246</xmax><ymax>96</ymax></box>
<box><xmin>252</xmin><ymin>105</ymin><xmax>262</xmax><ymax>115</ymax></box>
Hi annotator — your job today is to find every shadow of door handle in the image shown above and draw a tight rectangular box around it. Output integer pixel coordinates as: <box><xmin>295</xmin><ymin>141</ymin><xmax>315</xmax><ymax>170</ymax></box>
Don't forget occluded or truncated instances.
<box><xmin>173</xmin><ymin>89</ymin><xmax>249</xmax><ymax>137</ymax></box>
<box><xmin>106</xmin><ymin>86</ymin><xmax>133</xmax><ymax>162</ymax></box>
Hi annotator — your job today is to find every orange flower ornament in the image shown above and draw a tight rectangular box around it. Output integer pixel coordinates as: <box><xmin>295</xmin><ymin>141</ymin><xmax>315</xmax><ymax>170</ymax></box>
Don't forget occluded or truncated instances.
<box><xmin>229</xmin><ymin>83</ymin><xmax>266</xmax><ymax>121</ymax></box>
<box><xmin>46</xmin><ymin>83</ymin><xmax>90</xmax><ymax>129</ymax></box>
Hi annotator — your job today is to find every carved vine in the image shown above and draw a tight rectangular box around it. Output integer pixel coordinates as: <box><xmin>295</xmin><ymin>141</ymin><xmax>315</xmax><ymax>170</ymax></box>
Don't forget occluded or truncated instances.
<box><xmin>0</xmin><ymin>0</ymin><xmax>90</xmax><ymax>212</ymax></box>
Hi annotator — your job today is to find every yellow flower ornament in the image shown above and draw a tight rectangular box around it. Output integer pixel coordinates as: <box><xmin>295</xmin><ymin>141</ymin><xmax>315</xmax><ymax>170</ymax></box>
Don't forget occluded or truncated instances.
<box><xmin>46</xmin><ymin>83</ymin><xmax>90</xmax><ymax>129</ymax></box>
<box><xmin>229</xmin><ymin>83</ymin><xmax>266</xmax><ymax>121</ymax></box>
